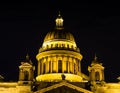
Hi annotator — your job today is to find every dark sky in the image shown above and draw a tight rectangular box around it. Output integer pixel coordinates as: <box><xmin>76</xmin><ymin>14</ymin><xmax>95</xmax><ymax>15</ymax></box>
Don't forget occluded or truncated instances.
<box><xmin>0</xmin><ymin>1</ymin><xmax>120</xmax><ymax>82</ymax></box>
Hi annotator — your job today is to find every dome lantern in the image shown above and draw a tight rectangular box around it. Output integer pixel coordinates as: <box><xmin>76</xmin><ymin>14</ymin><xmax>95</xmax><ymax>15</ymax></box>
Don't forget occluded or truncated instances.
<box><xmin>55</xmin><ymin>11</ymin><xmax>64</xmax><ymax>29</ymax></box>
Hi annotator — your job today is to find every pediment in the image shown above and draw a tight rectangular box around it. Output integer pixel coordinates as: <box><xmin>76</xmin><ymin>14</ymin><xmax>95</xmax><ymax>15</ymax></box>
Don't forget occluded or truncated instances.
<box><xmin>43</xmin><ymin>86</ymin><xmax>84</xmax><ymax>93</ymax></box>
<box><xmin>19</xmin><ymin>62</ymin><xmax>32</xmax><ymax>68</ymax></box>
<box><xmin>34</xmin><ymin>81</ymin><xmax>93</xmax><ymax>93</ymax></box>
<box><xmin>92</xmin><ymin>64</ymin><xmax>104</xmax><ymax>68</ymax></box>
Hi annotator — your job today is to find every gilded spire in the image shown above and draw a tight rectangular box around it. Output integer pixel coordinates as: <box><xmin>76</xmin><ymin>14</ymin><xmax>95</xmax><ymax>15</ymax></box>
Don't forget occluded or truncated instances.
<box><xmin>26</xmin><ymin>53</ymin><xmax>30</xmax><ymax>62</ymax></box>
<box><xmin>94</xmin><ymin>53</ymin><xmax>97</xmax><ymax>61</ymax></box>
<box><xmin>25</xmin><ymin>53</ymin><xmax>33</xmax><ymax>65</ymax></box>
<box><xmin>55</xmin><ymin>11</ymin><xmax>64</xmax><ymax>29</ymax></box>
<box><xmin>91</xmin><ymin>53</ymin><xmax>98</xmax><ymax>64</ymax></box>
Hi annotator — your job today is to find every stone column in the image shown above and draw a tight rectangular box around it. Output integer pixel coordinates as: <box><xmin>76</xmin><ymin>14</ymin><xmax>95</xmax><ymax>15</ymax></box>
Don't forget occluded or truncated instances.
<box><xmin>102</xmin><ymin>70</ymin><xmax>105</xmax><ymax>81</ymax></box>
<box><xmin>68</xmin><ymin>56</ymin><xmax>70</xmax><ymax>73</ymax></box>
<box><xmin>19</xmin><ymin>69</ymin><xmax>24</xmax><ymax>81</ymax></box>
<box><xmin>91</xmin><ymin>70</ymin><xmax>95</xmax><ymax>81</ymax></box>
<box><xmin>45</xmin><ymin>57</ymin><xmax>47</xmax><ymax>74</ymax></box>
<box><xmin>56</xmin><ymin>55</ymin><xmax>58</xmax><ymax>73</ymax></box>
<box><xmin>48</xmin><ymin>57</ymin><xmax>50</xmax><ymax>73</ymax></box>
<box><xmin>50</xmin><ymin>56</ymin><xmax>52</xmax><ymax>73</ymax></box>
<box><xmin>40</xmin><ymin>59</ymin><xmax>42</xmax><ymax>75</ymax></box>
<box><xmin>46</xmin><ymin>57</ymin><xmax>48</xmax><ymax>73</ymax></box>
<box><xmin>73</xmin><ymin>58</ymin><xmax>76</xmax><ymax>74</ymax></box>
<box><xmin>78</xmin><ymin>59</ymin><xmax>81</xmax><ymax>73</ymax></box>
<box><xmin>69</xmin><ymin>56</ymin><xmax>72</xmax><ymax>73</ymax></box>
<box><xmin>76</xmin><ymin>58</ymin><xmax>78</xmax><ymax>74</ymax></box>
<box><xmin>72</xmin><ymin>57</ymin><xmax>74</xmax><ymax>74</ymax></box>
<box><xmin>37</xmin><ymin>60</ymin><xmax>40</xmax><ymax>75</ymax></box>
<box><xmin>89</xmin><ymin>71</ymin><xmax>92</xmax><ymax>80</ymax></box>
<box><xmin>62</xmin><ymin>55</ymin><xmax>64</xmax><ymax>73</ymax></box>
<box><xmin>41</xmin><ymin>58</ymin><xmax>44</xmax><ymax>74</ymax></box>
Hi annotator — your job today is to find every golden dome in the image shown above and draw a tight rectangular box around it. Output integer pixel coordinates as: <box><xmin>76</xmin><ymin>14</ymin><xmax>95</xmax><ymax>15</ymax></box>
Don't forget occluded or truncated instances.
<box><xmin>44</xmin><ymin>12</ymin><xmax>75</xmax><ymax>42</ymax></box>
<box><xmin>36</xmin><ymin>12</ymin><xmax>86</xmax><ymax>82</ymax></box>
<box><xmin>40</xmin><ymin>12</ymin><xmax>78</xmax><ymax>53</ymax></box>
<box><xmin>44</xmin><ymin>29</ymin><xmax>75</xmax><ymax>42</ymax></box>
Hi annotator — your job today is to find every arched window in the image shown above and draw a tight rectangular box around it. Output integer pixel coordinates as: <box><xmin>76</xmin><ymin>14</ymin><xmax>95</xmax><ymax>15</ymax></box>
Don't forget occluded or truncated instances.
<box><xmin>95</xmin><ymin>72</ymin><xmax>100</xmax><ymax>81</ymax></box>
<box><xmin>62</xmin><ymin>44</ymin><xmax>65</xmax><ymax>48</ymax></box>
<box><xmin>46</xmin><ymin>45</ymin><xmax>49</xmax><ymax>49</ymax></box>
<box><xmin>58</xmin><ymin>60</ymin><xmax>62</xmax><ymax>73</ymax></box>
<box><xmin>74</xmin><ymin>63</ymin><xmax>76</xmax><ymax>74</ymax></box>
<box><xmin>49</xmin><ymin>61</ymin><xmax>51</xmax><ymax>73</ymax></box>
<box><xmin>43</xmin><ymin>63</ymin><xmax>46</xmax><ymax>74</ymax></box>
<box><xmin>67</xmin><ymin>44</ymin><xmax>69</xmax><ymax>48</ymax></box>
<box><xmin>55</xmin><ymin>44</ymin><xmax>58</xmax><ymax>47</ymax></box>
<box><xmin>51</xmin><ymin>44</ymin><xmax>53</xmax><ymax>48</ymax></box>
<box><xmin>24</xmin><ymin>71</ymin><xmax>29</xmax><ymax>81</ymax></box>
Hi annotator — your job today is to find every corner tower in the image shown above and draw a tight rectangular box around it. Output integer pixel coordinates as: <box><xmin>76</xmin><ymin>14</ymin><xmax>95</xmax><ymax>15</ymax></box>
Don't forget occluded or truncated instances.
<box><xmin>36</xmin><ymin>13</ymin><xmax>85</xmax><ymax>82</ymax></box>
<box><xmin>88</xmin><ymin>55</ymin><xmax>105</xmax><ymax>84</ymax></box>
<box><xmin>18</xmin><ymin>54</ymin><xmax>35</xmax><ymax>84</ymax></box>
<box><xmin>17</xmin><ymin>54</ymin><xmax>35</xmax><ymax>93</ymax></box>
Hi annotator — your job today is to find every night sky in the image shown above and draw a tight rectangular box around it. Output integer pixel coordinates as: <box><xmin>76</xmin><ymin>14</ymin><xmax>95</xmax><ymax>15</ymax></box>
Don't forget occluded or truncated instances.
<box><xmin>0</xmin><ymin>1</ymin><xmax>120</xmax><ymax>82</ymax></box>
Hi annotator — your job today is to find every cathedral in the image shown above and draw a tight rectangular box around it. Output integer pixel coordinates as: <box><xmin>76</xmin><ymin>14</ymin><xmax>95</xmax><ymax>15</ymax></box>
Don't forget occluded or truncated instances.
<box><xmin>0</xmin><ymin>13</ymin><xmax>120</xmax><ymax>93</ymax></box>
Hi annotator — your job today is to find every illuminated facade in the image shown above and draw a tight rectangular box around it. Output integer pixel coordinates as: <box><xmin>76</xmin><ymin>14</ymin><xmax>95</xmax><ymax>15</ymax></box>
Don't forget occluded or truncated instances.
<box><xmin>0</xmin><ymin>13</ymin><xmax>120</xmax><ymax>93</ymax></box>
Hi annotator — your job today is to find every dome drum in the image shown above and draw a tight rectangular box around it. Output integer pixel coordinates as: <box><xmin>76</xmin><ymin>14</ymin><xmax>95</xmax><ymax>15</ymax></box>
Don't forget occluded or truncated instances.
<box><xmin>36</xmin><ymin>51</ymin><xmax>82</xmax><ymax>80</ymax></box>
